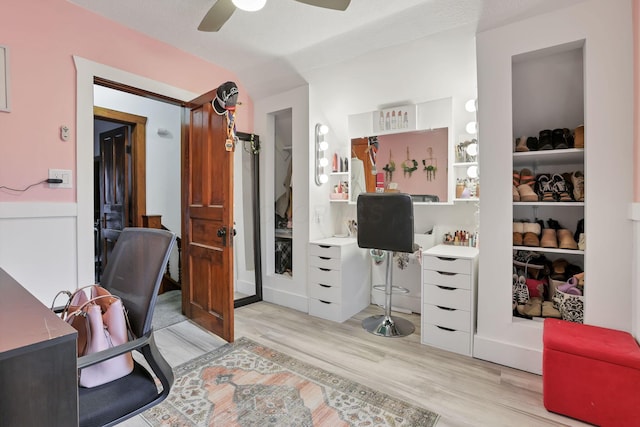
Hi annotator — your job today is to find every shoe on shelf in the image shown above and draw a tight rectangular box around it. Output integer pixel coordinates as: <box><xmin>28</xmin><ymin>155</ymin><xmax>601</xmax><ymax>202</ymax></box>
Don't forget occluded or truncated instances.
<box><xmin>542</xmin><ymin>301</ymin><xmax>561</xmax><ymax>318</ymax></box>
<box><xmin>551</xmin><ymin>258</ymin><xmax>569</xmax><ymax>281</ymax></box>
<box><xmin>571</xmin><ymin>171</ymin><xmax>584</xmax><ymax>201</ymax></box>
<box><xmin>518</xmin><ymin>184</ymin><xmax>539</xmax><ymax>202</ymax></box>
<box><xmin>557</xmin><ymin>229</ymin><xmax>578</xmax><ymax>250</ymax></box>
<box><xmin>551</xmin><ymin>174</ymin><xmax>573</xmax><ymax>202</ymax></box>
<box><xmin>527</xmin><ymin>136</ymin><xmax>539</xmax><ymax>151</ymax></box>
<box><xmin>547</xmin><ymin>218</ymin><xmax>562</xmax><ymax>230</ymax></box>
<box><xmin>513</xmin><ymin>170</ymin><xmax>521</xmax><ymax>187</ymax></box>
<box><xmin>574</xmin><ymin>218</ymin><xmax>584</xmax><ymax>242</ymax></box>
<box><xmin>563</xmin><ymin>128</ymin><xmax>574</xmax><ymax>148</ymax></box>
<box><xmin>519</xmin><ymin>168</ymin><xmax>535</xmax><ymax>187</ymax></box>
<box><xmin>577</xmin><ymin>233</ymin><xmax>586</xmax><ymax>250</ymax></box>
<box><xmin>523</xmin><ymin>297</ymin><xmax>543</xmax><ymax>317</ymax></box>
<box><xmin>552</xmin><ymin>128</ymin><xmax>568</xmax><ymax>149</ymax></box>
<box><xmin>574</xmin><ymin>125</ymin><xmax>584</xmax><ymax>148</ymax></box>
<box><xmin>513</xmin><ymin>222</ymin><xmax>524</xmax><ymax>245</ymax></box>
<box><xmin>538</xmin><ymin>129</ymin><xmax>553</xmax><ymax>150</ymax></box>
<box><xmin>513</xmin><ymin>185</ymin><xmax>520</xmax><ymax>202</ymax></box>
<box><xmin>523</xmin><ymin>222</ymin><xmax>541</xmax><ymax>246</ymax></box>
<box><xmin>535</xmin><ymin>174</ymin><xmax>554</xmax><ymax>202</ymax></box>
<box><xmin>540</xmin><ymin>228</ymin><xmax>558</xmax><ymax>248</ymax></box>
<box><xmin>515</xmin><ymin>136</ymin><xmax>529</xmax><ymax>152</ymax></box>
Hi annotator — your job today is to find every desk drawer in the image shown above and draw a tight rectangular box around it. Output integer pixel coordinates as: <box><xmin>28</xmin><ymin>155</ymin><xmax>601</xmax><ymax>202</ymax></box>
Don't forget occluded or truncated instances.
<box><xmin>308</xmin><ymin>298</ymin><xmax>343</xmax><ymax>322</ymax></box>
<box><xmin>421</xmin><ymin>323</ymin><xmax>471</xmax><ymax>355</ymax></box>
<box><xmin>308</xmin><ymin>282</ymin><xmax>341</xmax><ymax>303</ymax></box>
<box><xmin>308</xmin><ymin>266</ymin><xmax>341</xmax><ymax>286</ymax></box>
<box><xmin>423</xmin><ymin>269</ymin><xmax>470</xmax><ymax>290</ymax></box>
<box><xmin>423</xmin><ymin>304</ymin><xmax>470</xmax><ymax>332</ymax></box>
<box><xmin>423</xmin><ymin>284</ymin><xmax>470</xmax><ymax>310</ymax></box>
<box><xmin>423</xmin><ymin>256</ymin><xmax>471</xmax><ymax>275</ymax></box>
<box><xmin>308</xmin><ymin>255</ymin><xmax>341</xmax><ymax>270</ymax></box>
<box><xmin>309</xmin><ymin>244</ymin><xmax>341</xmax><ymax>259</ymax></box>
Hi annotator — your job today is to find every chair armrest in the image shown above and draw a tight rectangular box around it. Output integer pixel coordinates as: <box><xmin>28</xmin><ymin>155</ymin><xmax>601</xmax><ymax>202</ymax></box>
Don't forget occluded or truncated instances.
<box><xmin>77</xmin><ymin>332</ymin><xmax>152</xmax><ymax>369</ymax></box>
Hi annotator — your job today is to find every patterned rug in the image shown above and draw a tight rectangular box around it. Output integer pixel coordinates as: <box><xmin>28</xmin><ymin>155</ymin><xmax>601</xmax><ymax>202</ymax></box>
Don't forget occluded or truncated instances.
<box><xmin>142</xmin><ymin>337</ymin><xmax>440</xmax><ymax>426</ymax></box>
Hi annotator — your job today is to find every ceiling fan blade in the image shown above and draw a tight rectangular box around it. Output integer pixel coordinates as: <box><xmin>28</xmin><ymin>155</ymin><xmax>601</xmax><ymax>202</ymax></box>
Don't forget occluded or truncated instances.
<box><xmin>293</xmin><ymin>0</ymin><xmax>351</xmax><ymax>11</ymax></box>
<box><xmin>198</xmin><ymin>0</ymin><xmax>236</xmax><ymax>32</ymax></box>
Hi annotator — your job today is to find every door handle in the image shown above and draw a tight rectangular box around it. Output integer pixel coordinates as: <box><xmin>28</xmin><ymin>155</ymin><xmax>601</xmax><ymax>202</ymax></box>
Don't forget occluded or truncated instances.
<box><xmin>217</xmin><ymin>226</ymin><xmax>227</xmax><ymax>246</ymax></box>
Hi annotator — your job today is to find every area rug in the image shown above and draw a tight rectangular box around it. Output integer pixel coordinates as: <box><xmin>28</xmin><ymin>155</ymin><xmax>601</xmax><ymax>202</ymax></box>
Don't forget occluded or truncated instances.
<box><xmin>142</xmin><ymin>337</ymin><xmax>440</xmax><ymax>426</ymax></box>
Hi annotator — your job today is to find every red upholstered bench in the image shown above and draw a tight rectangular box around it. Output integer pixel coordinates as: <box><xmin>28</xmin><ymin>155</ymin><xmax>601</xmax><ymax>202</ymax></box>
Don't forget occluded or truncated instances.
<box><xmin>543</xmin><ymin>318</ymin><xmax>640</xmax><ymax>426</ymax></box>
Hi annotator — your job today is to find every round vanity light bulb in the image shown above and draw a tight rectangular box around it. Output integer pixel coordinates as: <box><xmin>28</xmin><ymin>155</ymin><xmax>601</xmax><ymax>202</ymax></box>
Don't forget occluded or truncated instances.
<box><xmin>319</xmin><ymin>141</ymin><xmax>329</xmax><ymax>151</ymax></box>
<box><xmin>465</xmin><ymin>121</ymin><xmax>478</xmax><ymax>134</ymax></box>
<box><xmin>319</xmin><ymin>174</ymin><xmax>329</xmax><ymax>184</ymax></box>
<box><xmin>467</xmin><ymin>165</ymin><xmax>479</xmax><ymax>178</ymax></box>
<box><xmin>319</xmin><ymin>124</ymin><xmax>329</xmax><ymax>135</ymax></box>
<box><xmin>466</xmin><ymin>142</ymin><xmax>478</xmax><ymax>157</ymax></box>
<box><xmin>465</xmin><ymin>99</ymin><xmax>477</xmax><ymax>113</ymax></box>
<box><xmin>232</xmin><ymin>0</ymin><xmax>266</xmax><ymax>11</ymax></box>
<box><xmin>319</xmin><ymin>157</ymin><xmax>329</xmax><ymax>167</ymax></box>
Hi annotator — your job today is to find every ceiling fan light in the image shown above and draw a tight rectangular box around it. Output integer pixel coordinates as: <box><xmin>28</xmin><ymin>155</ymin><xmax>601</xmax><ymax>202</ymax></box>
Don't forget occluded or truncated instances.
<box><xmin>232</xmin><ymin>0</ymin><xmax>267</xmax><ymax>12</ymax></box>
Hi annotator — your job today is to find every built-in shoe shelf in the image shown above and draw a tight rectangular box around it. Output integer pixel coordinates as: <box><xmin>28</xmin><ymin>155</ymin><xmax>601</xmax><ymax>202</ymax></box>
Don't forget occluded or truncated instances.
<box><xmin>513</xmin><ymin>148</ymin><xmax>583</xmax><ymax>168</ymax></box>
<box><xmin>513</xmin><ymin>245</ymin><xmax>584</xmax><ymax>255</ymax></box>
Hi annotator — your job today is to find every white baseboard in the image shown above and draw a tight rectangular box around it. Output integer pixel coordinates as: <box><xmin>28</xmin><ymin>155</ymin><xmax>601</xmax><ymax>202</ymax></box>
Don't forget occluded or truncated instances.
<box><xmin>473</xmin><ymin>334</ymin><xmax>542</xmax><ymax>375</ymax></box>
<box><xmin>631</xmin><ymin>202</ymin><xmax>640</xmax><ymax>221</ymax></box>
<box><xmin>263</xmin><ymin>286</ymin><xmax>309</xmax><ymax>314</ymax></box>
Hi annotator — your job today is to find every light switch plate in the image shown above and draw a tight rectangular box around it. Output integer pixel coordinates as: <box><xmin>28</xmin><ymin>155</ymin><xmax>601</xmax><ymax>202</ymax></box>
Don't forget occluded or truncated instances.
<box><xmin>48</xmin><ymin>169</ymin><xmax>72</xmax><ymax>188</ymax></box>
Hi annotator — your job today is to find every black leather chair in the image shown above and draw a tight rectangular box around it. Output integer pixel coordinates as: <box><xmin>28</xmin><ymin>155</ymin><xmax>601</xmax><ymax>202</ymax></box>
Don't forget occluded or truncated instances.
<box><xmin>77</xmin><ymin>227</ymin><xmax>177</xmax><ymax>427</ymax></box>
<box><xmin>357</xmin><ymin>193</ymin><xmax>415</xmax><ymax>337</ymax></box>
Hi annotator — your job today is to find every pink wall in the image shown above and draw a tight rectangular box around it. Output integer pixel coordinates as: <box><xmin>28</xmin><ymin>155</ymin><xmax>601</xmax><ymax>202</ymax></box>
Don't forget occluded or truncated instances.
<box><xmin>0</xmin><ymin>0</ymin><xmax>253</xmax><ymax>202</ymax></box>
<box><xmin>375</xmin><ymin>128</ymin><xmax>448</xmax><ymax>201</ymax></box>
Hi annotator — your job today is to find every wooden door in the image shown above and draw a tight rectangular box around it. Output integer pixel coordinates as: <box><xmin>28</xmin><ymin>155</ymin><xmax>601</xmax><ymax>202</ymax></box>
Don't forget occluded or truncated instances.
<box><xmin>181</xmin><ymin>89</ymin><xmax>234</xmax><ymax>342</ymax></box>
<box><xmin>98</xmin><ymin>126</ymin><xmax>129</xmax><ymax>269</ymax></box>
<box><xmin>352</xmin><ymin>137</ymin><xmax>376</xmax><ymax>193</ymax></box>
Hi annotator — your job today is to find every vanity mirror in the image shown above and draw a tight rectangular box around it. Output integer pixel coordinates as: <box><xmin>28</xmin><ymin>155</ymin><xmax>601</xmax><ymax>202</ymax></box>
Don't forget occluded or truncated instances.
<box><xmin>348</xmin><ymin>97</ymin><xmax>454</xmax><ymax>204</ymax></box>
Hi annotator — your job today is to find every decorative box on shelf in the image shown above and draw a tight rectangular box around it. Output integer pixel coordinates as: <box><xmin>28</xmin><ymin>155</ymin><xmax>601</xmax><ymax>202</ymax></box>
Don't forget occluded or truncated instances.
<box><xmin>330</xmin><ymin>193</ymin><xmax>349</xmax><ymax>200</ymax></box>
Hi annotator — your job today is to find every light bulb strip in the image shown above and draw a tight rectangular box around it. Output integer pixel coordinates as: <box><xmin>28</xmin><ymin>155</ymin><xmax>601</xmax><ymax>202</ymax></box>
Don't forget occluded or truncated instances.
<box><xmin>315</xmin><ymin>123</ymin><xmax>329</xmax><ymax>186</ymax></box>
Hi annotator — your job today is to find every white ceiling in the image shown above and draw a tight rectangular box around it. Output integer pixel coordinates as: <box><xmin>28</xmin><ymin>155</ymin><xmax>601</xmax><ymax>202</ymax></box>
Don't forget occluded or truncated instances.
<box><xmin>68</xmin><ymin>0</ymin><xmax>585</xmax><ymax>99</ymax></box>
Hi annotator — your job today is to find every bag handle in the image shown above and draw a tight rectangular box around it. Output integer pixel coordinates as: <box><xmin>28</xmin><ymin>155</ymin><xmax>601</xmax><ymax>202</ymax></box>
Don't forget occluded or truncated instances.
<box><xmin>50</xmin><ymin>290</ymin><xmax>73</xmax><ymax>311</ymax></box>
<box><xmin>68</xmin><ymin>294</ymin><xmax>134</xmax><ymax>339</ymax></box>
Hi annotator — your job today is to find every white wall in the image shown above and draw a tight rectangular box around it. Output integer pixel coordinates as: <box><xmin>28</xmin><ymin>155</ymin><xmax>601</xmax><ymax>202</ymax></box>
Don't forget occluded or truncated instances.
<box><xmin>304</xmin><ymin>25</ymin><xmax>480</xmax><ymax>240</ymax></box>
<box><xmin>475</xmin><ymin>0</ymin><xmax>634</xmax><ymax>374</ymax></box>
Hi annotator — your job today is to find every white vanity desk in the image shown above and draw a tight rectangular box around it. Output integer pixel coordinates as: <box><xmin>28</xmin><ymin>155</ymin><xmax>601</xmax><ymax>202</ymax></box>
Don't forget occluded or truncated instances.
<box><xmin>421</xmin><ymin>244</ymin><xmax>479</xmax><ymax>356</ymax></box>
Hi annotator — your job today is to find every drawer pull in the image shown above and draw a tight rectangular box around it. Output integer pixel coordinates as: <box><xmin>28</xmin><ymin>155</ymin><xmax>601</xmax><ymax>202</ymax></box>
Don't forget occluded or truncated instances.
<box><xmin>436</xmin><ymin>271</ymin><xmax>456</xmax><ymax>276</ymax></box>
<box><xmin>319</xmin><ymin>256</ymin><xmax>331</xmax><ymax>260</ymax></box>
<box><xmin>319</xmin><ymin>300</ymin><xmax>331</xmax><ymax>304</ymax></box>
<box><xmin>319</xmin><ymin>284</ymin><xmax>331</xmax><ymax>288</ymax></box>
<box><xmin>436</xmin><ymin>306</ymin><xmax>456</xmax><ymax>311</ymax></box>
<box><xmin>436</xmin><ymin>325</ymin><xmax>456</xmax><ymax>332</ymax></box>
<box><xmin>319</xmin><ymin>267</ymin><xmax>330</xmax><ymax>272</ymax></box>
<box><xmin>437</xmin><ymin>256</ymin><xmax>456</xmax><ymax>261</ymax></box>
<box><xmin>437</xmin><ymin>285</ymin><xmax>456</xmax><ymax>291</ymax></box>
<box><xmin>319</xmin><ymin>245</ymin><xmax>331</xmax><ymax>248</ymax></box>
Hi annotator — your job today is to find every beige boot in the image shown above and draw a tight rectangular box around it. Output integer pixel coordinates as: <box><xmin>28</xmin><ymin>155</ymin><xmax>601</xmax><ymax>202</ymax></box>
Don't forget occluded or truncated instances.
<box><xmin>513</xmin><ymin>222</ymin><xmax>524</xmax><ymax>246</ymax></box>
<box><xmin>523</xmin><ymin>222</ymin><xmax>541</xmax><ymax>246</ymax></box>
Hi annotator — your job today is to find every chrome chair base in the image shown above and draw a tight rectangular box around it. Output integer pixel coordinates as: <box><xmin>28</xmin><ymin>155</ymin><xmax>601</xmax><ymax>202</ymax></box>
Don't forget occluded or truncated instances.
<box><xmin>362</xmin><ymin>314</ymin><xmax>415</xmax><ymax>337</ymax></box>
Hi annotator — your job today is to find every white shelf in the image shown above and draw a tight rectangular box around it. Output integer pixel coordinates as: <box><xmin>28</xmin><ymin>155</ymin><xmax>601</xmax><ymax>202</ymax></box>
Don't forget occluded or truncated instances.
<box><xmin>513</xmin><ymin>148</ymin><xmax>584</xmax><ymax>167</ymax></box>
<box><xmin>330</xmin><ymin>171</ymin><xmax>349</xmax><ymax>176</ymax></box>
<box><xmin>453</xmin><ymin>197</ymin><xmax>479</xmax><ymax>202</ymax></box>
<box><xmin>513</xmin><ymin>245</ymin><xmax>584</xmax><ymax>256</ymax></box>
<box><xmin>513</xmin><ymin>201</ymin><xmax>584</xmax><ymax>207</ymax></box>
<box><xmin>453</xmin><ymin>162</ymin><xmax>478</xmax><ymax>167</ymax></box>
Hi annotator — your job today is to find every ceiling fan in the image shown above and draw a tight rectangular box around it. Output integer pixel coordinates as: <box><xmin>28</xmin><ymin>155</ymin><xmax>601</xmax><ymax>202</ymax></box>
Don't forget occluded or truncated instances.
<box><xmin>198</xmin><ymin>0</ymin><xmax>351</xmax><ymax>32</ymax></box>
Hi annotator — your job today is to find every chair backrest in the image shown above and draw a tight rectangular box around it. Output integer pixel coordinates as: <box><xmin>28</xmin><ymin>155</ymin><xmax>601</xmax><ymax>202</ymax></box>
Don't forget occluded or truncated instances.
<box><xmin>99</xmin><ymin>227</ymin><xmax>177</xmax><ymax>338</ymax></box>
<box><xmin>356</xmin><ymin>192</ymin><xmax>414</xmax><ymax>253</ymax></box>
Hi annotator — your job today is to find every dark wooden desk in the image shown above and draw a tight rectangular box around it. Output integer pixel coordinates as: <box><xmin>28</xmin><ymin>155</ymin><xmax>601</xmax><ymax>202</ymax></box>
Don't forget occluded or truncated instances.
<box><xmin>0</xmin><ymin>268</ymin><xmax>78</xmax><ymax>426</ymax></box>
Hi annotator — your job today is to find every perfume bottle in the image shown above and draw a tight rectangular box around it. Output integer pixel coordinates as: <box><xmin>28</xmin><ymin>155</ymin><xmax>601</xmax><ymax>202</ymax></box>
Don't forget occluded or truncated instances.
<box><xmin>385</xmin><ymin>112</ymin><xmax>390</xmax><ymax>130</ymax></box>
<box><xmin>391</xmin><ymin>110</ymin><xmax>397</xmax><ymax>129</ymax></box>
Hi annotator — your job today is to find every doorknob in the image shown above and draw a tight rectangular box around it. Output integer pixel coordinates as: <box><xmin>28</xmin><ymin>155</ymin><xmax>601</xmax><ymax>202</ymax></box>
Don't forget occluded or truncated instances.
<box><xmin>217</xmin><ymin>226</ymin><xmax>227</xmax><ymax>246</ymax></box>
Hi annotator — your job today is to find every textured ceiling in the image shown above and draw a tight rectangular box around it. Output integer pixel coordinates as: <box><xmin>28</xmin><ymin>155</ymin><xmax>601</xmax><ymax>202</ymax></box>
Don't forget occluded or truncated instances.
<box><xmin>68</xmin><ymin>0</ymin><xmax>585</xmax><ymax>99</ymax></box>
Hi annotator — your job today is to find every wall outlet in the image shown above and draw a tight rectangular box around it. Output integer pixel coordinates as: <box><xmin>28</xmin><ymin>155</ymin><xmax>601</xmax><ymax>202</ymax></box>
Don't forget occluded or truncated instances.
<box><xmin>49</xmin><ymin>169</ymin><xmax>72</xmax><ymax>188</ymax></box>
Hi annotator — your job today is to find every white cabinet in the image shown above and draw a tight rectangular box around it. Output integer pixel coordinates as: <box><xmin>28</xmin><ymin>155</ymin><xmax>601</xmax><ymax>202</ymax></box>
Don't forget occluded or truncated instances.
<box><xmin>308</xmin><ymin>238</ymin><xmax>370</xmax><ymax>322</ymax></box>
<box><xmin>421</xmin><ymin>245</ymin><xmax>478</xmax><ymax>356</ymax></box>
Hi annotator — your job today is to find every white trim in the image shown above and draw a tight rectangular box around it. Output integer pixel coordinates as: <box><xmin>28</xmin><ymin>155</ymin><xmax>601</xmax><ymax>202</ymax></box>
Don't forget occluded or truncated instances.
<box><xmin>631</xmin><ymin>202</ymin><xmax>640</xmax><ymax>221</ymax></box>
<box><xmin>473</xmin><ymin>333</ymin><xmax>542</xmax><ymax>375</ymax></box>
<box><xmin>73</xmin><ymin>56</ymin><xmax>197</xmax><ymax>286</ymax></box>
<box><xmin>0</xmin><ymin>45</ymin><xmax>9</xmax><ymax>112</ymax></box>
<box><xmin>0</xmin><ymin>202</ymin><xmax>76</xmax><ymax>219</ymax></box>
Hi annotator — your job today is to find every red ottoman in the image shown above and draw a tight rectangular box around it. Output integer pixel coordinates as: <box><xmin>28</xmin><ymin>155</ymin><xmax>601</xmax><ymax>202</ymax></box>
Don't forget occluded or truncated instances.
<box><xmin>543</xmin><ymin>318</ymin><xmax>640</xmax><ymax>426</ymax></box>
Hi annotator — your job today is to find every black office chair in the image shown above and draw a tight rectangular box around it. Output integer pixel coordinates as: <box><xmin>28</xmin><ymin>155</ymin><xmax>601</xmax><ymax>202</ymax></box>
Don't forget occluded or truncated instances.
<box><xmin>78</xmin><ymin>227</ymin><xmax>177</xmax><ymax>427</ymax></box>
<box><xmin>357</xmin><ymin>193</ymin><xmax>415</xmax><ymax>337</ymax></box>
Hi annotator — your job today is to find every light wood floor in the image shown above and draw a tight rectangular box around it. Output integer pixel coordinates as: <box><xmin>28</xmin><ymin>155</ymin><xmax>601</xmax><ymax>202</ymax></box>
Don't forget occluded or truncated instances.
<box><xmin>122</xmin><ymin>301</ymin><xmax>590</xmax><ymax>427</ymax></box>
